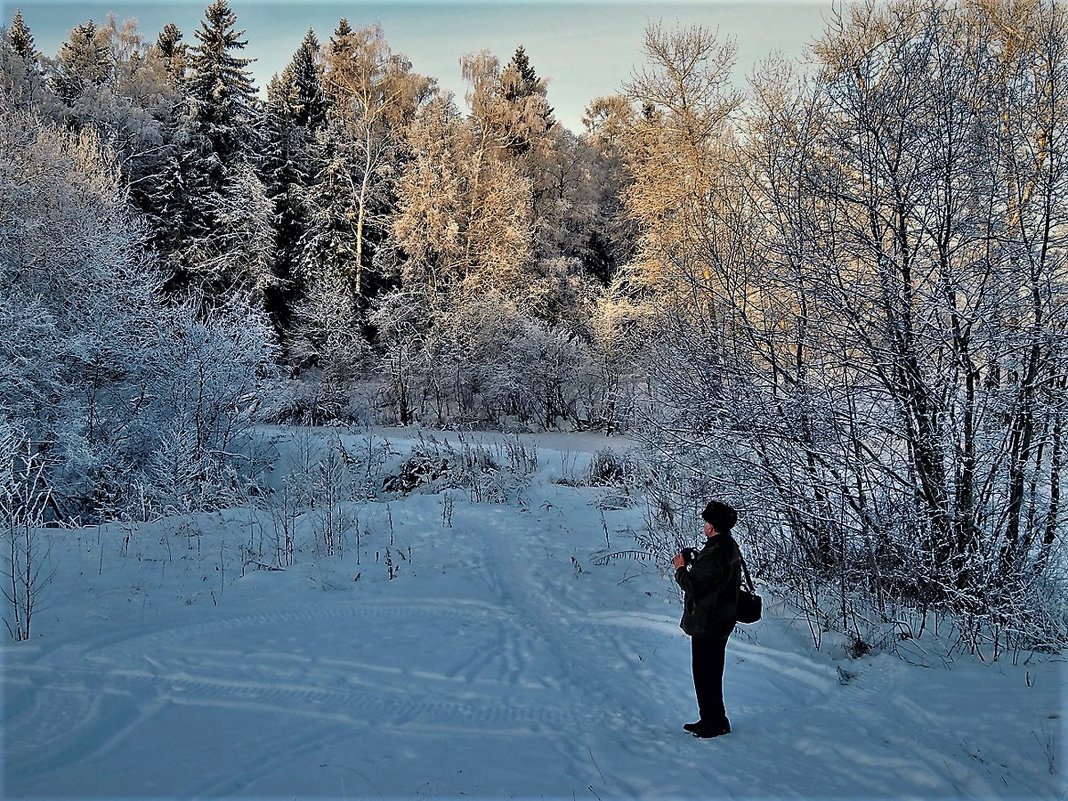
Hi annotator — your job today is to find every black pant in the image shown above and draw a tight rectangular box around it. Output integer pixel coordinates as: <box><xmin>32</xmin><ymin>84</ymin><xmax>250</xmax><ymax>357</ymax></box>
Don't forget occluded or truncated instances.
<box><xmin>691</xmin><ymin>634</ymin><xmax>730</xmax><ymax>726</ymax></box>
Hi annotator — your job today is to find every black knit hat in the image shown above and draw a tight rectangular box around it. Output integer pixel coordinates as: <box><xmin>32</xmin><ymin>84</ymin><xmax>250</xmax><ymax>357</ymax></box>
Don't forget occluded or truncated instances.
<box><xmin>701</xmin><ymin>500</ymin><xmax>737</xmax><ymax>533</ymax></box>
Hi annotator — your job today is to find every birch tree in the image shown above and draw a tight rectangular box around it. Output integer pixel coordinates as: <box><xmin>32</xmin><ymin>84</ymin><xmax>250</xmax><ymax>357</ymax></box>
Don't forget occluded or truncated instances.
<box><xmin>393</xmin><ymin>91</ymin><xmax>533</xmax><ymax>296</ymax></box>
<box><xmin>319</xmin><ymin>21</ymin><xmax>432</xmax><ymax>299</ymax></box>
<box><xmin>619</xmin><ymin>23</ymin><xmax>741</xmax><ymax>294</ymax></box>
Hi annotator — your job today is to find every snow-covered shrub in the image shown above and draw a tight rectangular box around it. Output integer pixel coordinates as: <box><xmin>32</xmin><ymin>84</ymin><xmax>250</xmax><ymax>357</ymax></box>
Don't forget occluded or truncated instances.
<box><xmin>432</xmin><ymin>292</ymin><xmax>598</xmax><ymax>429</ymax></box>
<box><xmin>382</xmin><ymin>450</ymin><xmax>451</xmax><ymax>494</ymax></box>
<box><xmin>0</xmin><ymin>104</ymin><xmax>276</xmax><ymax>521</ymax></box>
<box><xmin>0</xmin><ymin>422</ymin><xmax>54</xmax><ymax>641</ymax></box>
<box><xmin>587</xmin><ymin>447</ymin><xmax>640</xmax><ymax>489</ymax></box>
<box><xmin>585</xmin><ymin>447</ymin><xmax>643</xmax><ymax>511</ymax></box>
<box><xmin>634</xmin><ymin>0</ymin><xmax>1068</xmax><ymax>658</ymax></box>
<box><xmin>370</xmin><ymin>287</ymin><xmax>436</xmax><ymax>426</ymax></box>
<box><xmin>503</xmin><ymin>318</ymin><xmax>596</xmax><ymax>430</ymax></box>
<box><xmin>263</xmin><ymin>432</ymin><xmax>397</xmax><ymax>565</ymax></box>
<box><xmin>103</xmin><ymin>294</ymin><xmax>277</xmax><ymax>517</ymax></box>
<box><xmin>382</xmin><ymin>435</ymin><xmax>536</xmax><ymax>504</ymax></box>
<box><xmin>0</xmin><ymin>106</ymin><xmax>161</xmax><ymax>517</ymax></box>
<box><xmin>547</xmin><ymin>445</ymin><xmax>643</xmax><ymax>508</ymax></box>
<box><xmin>440</xmin><ymin>292</ymin><xmax>527</xmax><ymax>424</ymax></box>
<box><xmin>503</xmin><ymin>435</ymin><xmax>539</xmax><ymax>475</ymax></box>
<box><xmin>261</xmin><ymin>377</ymin><xmax>375</xmax><ymax>427</ymax></box>
<box><xmin>583</xmin><ymin>291</ymin><xmax>650</xmax><ymax>434</ymax></box>
<box><xmin>288</xmin><ymin>276</ymin><xmax>370</xmax><ymax>425</ymax></box>
<box><xmin>371</xmin><ymin>286</ymin><xmax>605</xmax><ymax>431</ymax></box>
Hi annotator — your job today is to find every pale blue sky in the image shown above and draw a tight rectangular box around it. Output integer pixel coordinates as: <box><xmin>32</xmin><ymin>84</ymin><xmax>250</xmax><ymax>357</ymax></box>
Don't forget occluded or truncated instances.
<box><xmin>10</xmin><ymin>1</ymin><xmax>836</xmax><ymax>131</ymax></box>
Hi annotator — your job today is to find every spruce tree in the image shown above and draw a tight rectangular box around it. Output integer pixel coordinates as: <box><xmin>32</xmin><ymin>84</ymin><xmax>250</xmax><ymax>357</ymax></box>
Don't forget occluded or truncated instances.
<box><xmin>4</xmin><ymin>9</ymin><xmax>46</xmax><ymax>109</ymax></box>
<box><xmin>151</xmin><ymin>121</ymin><xmax>215</xmax><ymax>275</ymax></box>
<box><xmin>298</xmin><ymin>130</ymin><xmax>361</xmax><ymax>292</ymax></box>
<box><xmin>498</xmin><ymin>45</ymin><xmax>555</xmax><ymax>156</ymax></box>
<box><xmin>186</xmin><ymin>0</ymin><xmax>256</xmax><ymax>168</ymax></box>
<box><xmin>8</xmin><ymin>10</ymin><xmax>35</xmax><ymax>61</ymax></box>
<box><xmin>292</xmin><ymin>126</ymin><xmax>366</xmax><ymax>374</ymax></box>
<box><xmin>121</xmin><ymin>23</ymin><xmax>187</xmax><ymax>262</ymax></box>
<box><xmin>505</xmin><ymin>46</ymin><xmax>554</xmax><ymax>122</ymax></box>
<box><xmin>261</xmin><ymin>29</ymin><xmax>326</xmax><ymax>337</ymax></box>
<box><xmin>331</xmin><ymin>18</ymin><xmax>353</xmax><ymax>53</ymax></box>
<box><xmin>51</xmin><ymin>20</ymin><xmax>111</xmax><ymax>104</ymax></box>
<box><xmin>162</xmin><ymin>0</ymin><xmax>261</xmax><ymax>296</ymax></box>
<box><xmin>504</xmin><ymin>46</ymin><xmax>539</xmax><ymax>101</ymax></box>
<box><xmin>288</xmin><ymin>29</ymin><xmax>326</xmax><ymax>130</ymax></box>
<box><xmin>154</xmin><ymin>22</ymin><xmax>187</xmax><ymax>87</ymax></box>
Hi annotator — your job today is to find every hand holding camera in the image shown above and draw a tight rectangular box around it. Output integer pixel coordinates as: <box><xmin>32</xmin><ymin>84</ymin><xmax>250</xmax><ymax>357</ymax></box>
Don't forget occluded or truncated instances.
<box><xmin>673</xmin><ymin>547</ymin><xmax>698</xmax><ymax>570</ymax></box>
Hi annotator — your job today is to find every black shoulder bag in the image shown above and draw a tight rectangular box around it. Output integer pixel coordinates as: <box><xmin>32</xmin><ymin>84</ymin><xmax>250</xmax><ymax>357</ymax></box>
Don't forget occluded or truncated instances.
<box><xmin>736</xmin><ymin>556</ymin><xmax>762</xmax><ymax>624</ymax></box>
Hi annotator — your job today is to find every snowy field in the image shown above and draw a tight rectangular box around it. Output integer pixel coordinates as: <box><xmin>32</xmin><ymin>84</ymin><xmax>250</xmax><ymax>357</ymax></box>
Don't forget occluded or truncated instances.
<box><xmin>1</xmin><ymin>428</ymin><xmax>1064</xmax><ymax>800</ymax></box>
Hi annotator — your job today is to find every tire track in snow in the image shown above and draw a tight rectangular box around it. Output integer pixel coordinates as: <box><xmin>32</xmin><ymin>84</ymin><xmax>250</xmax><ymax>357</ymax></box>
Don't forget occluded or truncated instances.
<box><xmin>9</xmin><ymin>662</ymin><xmax>600</xmax><ymax>734</ymax></box>
<box><xmin>5</xmin><ymin>683</ymin><xmax>164</xmax><ymax>782</ymax></box>
<box><xmin>24</xmin><ymin>598</ymin><xmax>508</xmax><ymax>674</ymax></box>
<box><xmin>3</xmin><ymin>590</ymin><xmax>596</xmax><ymax>786</ymax></box>
<box><xmin>188</xmin><ymin>720</ymin><xmax>353</xmax><ymax>799</ymax></box>
<box><xmin>478</xmin><ymin>518</ymin><xmax>654</xmax><ymax>798</ymax></box>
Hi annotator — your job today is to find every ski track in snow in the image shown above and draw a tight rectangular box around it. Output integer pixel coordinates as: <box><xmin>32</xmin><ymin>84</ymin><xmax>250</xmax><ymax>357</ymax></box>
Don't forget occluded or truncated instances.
<box><xmin>2</xmin><ymin>432</ymin><xmax>1065</xmax><ymax>799</ymax></box>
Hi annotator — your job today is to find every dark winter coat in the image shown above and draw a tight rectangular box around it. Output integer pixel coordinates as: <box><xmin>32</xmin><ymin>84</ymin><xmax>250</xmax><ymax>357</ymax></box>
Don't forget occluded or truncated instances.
<box><xmin>675</xmin><ymin>533</ymin><xmax>742</xmax><ymax>638</ymax></box>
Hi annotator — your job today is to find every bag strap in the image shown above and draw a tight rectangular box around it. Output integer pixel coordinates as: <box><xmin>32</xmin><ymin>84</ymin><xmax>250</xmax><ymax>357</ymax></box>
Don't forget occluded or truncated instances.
<box><xmin>739</xmin><ymin>555</ymin><xmax>756</xmax><ymax>593</ymax></box>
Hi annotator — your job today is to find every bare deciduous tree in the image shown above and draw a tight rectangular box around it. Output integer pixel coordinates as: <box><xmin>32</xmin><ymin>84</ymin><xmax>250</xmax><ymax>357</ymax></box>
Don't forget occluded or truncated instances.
<box><xmin>641</xmin><ymin>2</ymin><xmax>1068</xmax><ymax>656</ymax></box>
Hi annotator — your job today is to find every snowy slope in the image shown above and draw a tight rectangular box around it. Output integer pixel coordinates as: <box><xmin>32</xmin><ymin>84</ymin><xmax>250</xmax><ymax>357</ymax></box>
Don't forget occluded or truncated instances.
<box><xmin>2</xmin><ymin>429</ymin><xmax>1064</xmax><ymax>799</ymax></box>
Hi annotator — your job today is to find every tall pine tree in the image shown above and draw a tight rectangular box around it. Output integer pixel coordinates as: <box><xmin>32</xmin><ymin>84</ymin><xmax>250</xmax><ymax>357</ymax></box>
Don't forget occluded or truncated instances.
<box><xmin>186</xmin><ymin>0</ymin><xmax>256</xmax><ymax>171</ymax></box>
<box><xmin>153</xmin><ymin>22</ymin><xmax>187</xmax><ymax>88</ymax></box>
<box><xmin>51</xmin><ymin>20</ymin><xmax>111</xmax><ymax>105</ymax></box>
<box><xmin>262</xmin><ymin>29</ymin><xmax>326</xmax><ymax>337</ymax></box>
<box><xmin>288</xmin><ymin>29</ymin><xmax>326</xmax><ymax>130</ymax></box>
<box><xmin>500</xmin><ymin>45</ymin><xmax>555</xmax><ymax>155</ymax></box>
<box><xmin>8</xmin><ymin>10</ymin><xmax>35</xmax><ymax>61</ymax></box>
<box><xmin>162</xmin><ymin>0</ymin><xmax>266</xmax><ymax>296</ymax></box>
<box><xmin>3</xmin><ymin>9</ymin><xmax>46</xmax><ymax>108</ymax></box>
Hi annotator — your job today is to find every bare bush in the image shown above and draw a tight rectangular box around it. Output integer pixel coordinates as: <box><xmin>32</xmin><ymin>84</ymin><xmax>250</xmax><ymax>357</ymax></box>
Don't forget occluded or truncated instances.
<box><xmin>0</xmin><ymin>427</ymin><xmax>55</xmax><ymax>641</ymax></box>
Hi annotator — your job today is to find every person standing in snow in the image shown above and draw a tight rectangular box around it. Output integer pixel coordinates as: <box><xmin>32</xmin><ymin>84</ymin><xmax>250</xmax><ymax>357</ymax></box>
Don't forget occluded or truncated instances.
<box><xmin>672</xmin><ymin>500</ymin><xmax>742</xmax><ymax>739</ymax></box>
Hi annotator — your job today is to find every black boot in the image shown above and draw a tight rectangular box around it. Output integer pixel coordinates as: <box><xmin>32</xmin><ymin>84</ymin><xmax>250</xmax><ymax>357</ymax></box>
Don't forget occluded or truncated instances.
<box><xmin>691</xmin><ymin>718</ymin><xmax>731</xmax><ymax>738</ymax></box>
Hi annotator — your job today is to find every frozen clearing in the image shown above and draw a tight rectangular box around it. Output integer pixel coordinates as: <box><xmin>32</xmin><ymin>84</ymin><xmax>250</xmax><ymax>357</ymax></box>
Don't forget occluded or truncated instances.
<box><xmin>2</xmin><ymin>429</ymin><xmax>1064</xmax><ymax>799</ymax></box>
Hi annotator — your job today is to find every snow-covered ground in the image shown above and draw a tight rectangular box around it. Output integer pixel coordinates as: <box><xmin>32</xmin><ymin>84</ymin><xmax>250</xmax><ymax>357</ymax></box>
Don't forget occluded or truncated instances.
<box><xmin>2</xmin><ymin>429</ymin><xmax>1064</xmax><ymax>799</ymax></box>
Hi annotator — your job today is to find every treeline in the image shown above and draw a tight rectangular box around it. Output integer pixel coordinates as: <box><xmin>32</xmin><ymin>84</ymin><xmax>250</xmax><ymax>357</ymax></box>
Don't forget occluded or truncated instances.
<box><xmin>2</xmin><ymin>0</ymin><xmax>1066</xmax><ymax>655</ymax></box>
<box><xmin>2</xmin><ymin>2</ymin><xmax>642</xmax><ymax>434</ymax></box>
<box><xmin>0</xmin><ymin>0</ymin><xmax>648</xmax><ymax>525</ymax></box>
